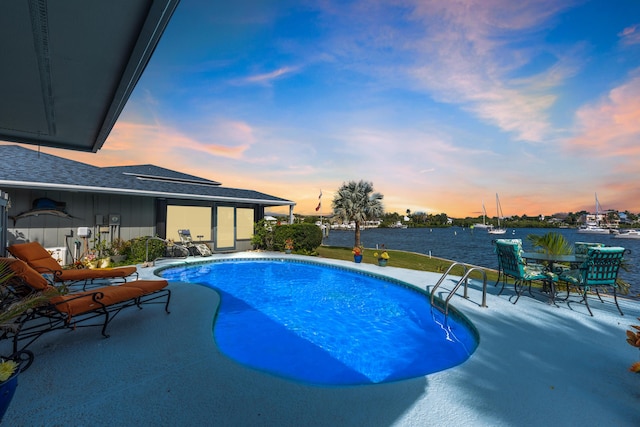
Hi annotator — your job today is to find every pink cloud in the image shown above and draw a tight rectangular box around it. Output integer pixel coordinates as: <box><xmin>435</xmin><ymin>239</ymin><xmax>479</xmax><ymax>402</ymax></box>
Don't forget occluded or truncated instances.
<box><xmin>567</xmin><ymin>72</ymin><xmax>640</xmax><ymax>156</ymax></box>
<box><xmin>403</xmin><ymin>0</ymin><xmax>579</xmax><ymax>142</ymax></box>
<box><xmin>619</xmin><ymin>24</ymin><xmax>640</xmax><ymax>45</ymax></box>
<box><xmin>37</xmin><ymin>118</ymin><xmax>256</xmax><ymax>173</ymax></box>
<box><xmin>234</xmin><ymin>66</ymin><xmax>298</xmax><ymax>85</ymax></box>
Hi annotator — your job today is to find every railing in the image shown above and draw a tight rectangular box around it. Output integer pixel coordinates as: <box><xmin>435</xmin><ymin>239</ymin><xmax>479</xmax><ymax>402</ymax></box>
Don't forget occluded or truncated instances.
<box><xmin>430</xmin><ymin>262</ymin><xmax>488</xmax><ymax>315</ymax></box>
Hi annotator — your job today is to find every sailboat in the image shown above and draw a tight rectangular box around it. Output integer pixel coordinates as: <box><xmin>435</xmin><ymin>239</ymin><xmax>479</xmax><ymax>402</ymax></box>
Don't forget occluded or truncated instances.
<box><xmin>487</xmin><ymin>193</ymin><xmax>507</xmax><ymax>235</ymax></box>
<box><xmin>577</xmin><ymin>193</ymin><xmax>613</xmax><ymax>234</ymax></box>
<box><xmin>474</xmin><ymin>200</ymin><xmax>492</xmax><ymax>229</ymax></box>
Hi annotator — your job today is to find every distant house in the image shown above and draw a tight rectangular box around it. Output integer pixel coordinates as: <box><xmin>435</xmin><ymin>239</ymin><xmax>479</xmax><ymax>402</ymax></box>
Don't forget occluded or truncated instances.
<box><xmin>0</xmin><ymin>145</ymin><xmax>295</xmax><ymax>261</ymax></box>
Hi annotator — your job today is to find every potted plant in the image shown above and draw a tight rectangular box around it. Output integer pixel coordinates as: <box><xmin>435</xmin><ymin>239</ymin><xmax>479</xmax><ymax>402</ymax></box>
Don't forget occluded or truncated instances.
<box><xmin>373</xmin><ymin>245</ymin><xmax>390</xmax><ymax>267</ymax></box>
<box><xmin>284</xmin><ymin>238</ymin><xmax>294</xmax><ymax>254</ymax></box>
<box><xmin>81</xmin><ymin>251</ymin><xmax>99</xmax><ymax>269</ymax></box>
<box><xmin>0</xmin><ymin>357</ymin><xmax>19</xmax><ymax>421</ymax></box>
<box><xmin>352</xmin><ymin>246</ymin><xmax>364</xmax><ymax>263</ymax></box>
<box><xmin>626</xmin><ymin>317</ymin><xmax>640</xmax><ymax>373</ymax></box>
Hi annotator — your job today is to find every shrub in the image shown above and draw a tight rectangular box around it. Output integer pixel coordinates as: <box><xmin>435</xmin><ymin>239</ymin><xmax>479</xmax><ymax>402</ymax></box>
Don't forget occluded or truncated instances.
<box><xmin>127</xmin><ymin>236</ymin><xmax>165</xmax><ymax>263</ymax></box>
<box><xmin>251</xmin><ymin>221</ymin><xmax>322</xmax><ymax>253</ymax></box>
<box><xmin>251</xmin><ymin>219</ymin><xmax>274</xmax><ymax>250</ymax></box>
<box><xmin>273</xmin><ymin>224</ymin><xmax>322</xmax><ymax>252</ymax></box>
<box><xmin>109</xmin><ymin>238</ymin><xmax>131</xmax><ymax>256</ymax></box>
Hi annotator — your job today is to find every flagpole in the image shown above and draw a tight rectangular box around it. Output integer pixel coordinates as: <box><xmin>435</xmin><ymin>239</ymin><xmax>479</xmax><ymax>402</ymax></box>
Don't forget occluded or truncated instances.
<box><xmin>315</xmin><ymin>189</ymin><xmax>327</xmax><ymax>238</ymax></box>
<box><xmin>319</xmin><ymin>189</ymin><xmax>322</xmax><ymax>238</ymax></box>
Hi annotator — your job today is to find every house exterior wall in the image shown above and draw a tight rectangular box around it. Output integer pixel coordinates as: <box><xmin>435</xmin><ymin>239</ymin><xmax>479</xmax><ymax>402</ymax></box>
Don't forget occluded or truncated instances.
<box><xmin>5</xmin><ymin>188</ymin><xmax>155</xmax><ymax>260</ymax></box>
<box><xmin>3</xmin><ymin>187</ymin><xmax>267</xmax><ymax>261</ymax></box>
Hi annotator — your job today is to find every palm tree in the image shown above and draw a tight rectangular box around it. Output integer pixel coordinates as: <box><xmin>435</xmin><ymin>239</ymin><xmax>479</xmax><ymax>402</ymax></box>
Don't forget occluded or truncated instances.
<box><xmin>332</xmin><ymin>180</ymin><xmax>384</xmax><ymax>247</ymax></box>
<box><xmin>526</xmin><ymin>232</ymin><xmax>572</xmax><ymax>255</ymax></box>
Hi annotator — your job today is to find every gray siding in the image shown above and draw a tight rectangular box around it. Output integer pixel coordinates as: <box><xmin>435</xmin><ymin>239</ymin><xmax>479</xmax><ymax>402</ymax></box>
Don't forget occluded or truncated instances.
<box><xmin>7</xmin><ymin>189</ymin><xmax>155</xmax><ymax>255</ymax></box>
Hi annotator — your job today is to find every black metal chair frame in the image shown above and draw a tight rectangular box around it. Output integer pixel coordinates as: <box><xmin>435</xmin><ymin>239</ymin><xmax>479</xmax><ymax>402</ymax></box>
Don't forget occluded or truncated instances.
<box><xmin>3</xmin><ymin>276</ymin><xmax>171</xmax><ymax>360</ymax></box>
<box><xmin>30</xmin><ymin>265</ymin><xmax>139</xmax><ymax>291</ymax></box>
<box><xmin>492</xmin><ymin>238</ymin><xmax>522</xmax><ymax>289</ymax></box>
<box><xmin>560</xmin><ymin>247</ymin><xmax>625</xmax><ymax>316</ymax></box>
<box><xmin>494</xmin><ymin>241</ymin><xmax>555</xmax><ymax>304</ymax></box>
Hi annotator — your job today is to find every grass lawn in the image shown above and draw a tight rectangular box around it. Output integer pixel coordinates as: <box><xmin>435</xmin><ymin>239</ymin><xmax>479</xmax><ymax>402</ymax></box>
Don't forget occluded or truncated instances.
<box><xmin>316</xmin><ymin>245</ymin><xmax>499</xmax><ymax>283</ymax></box>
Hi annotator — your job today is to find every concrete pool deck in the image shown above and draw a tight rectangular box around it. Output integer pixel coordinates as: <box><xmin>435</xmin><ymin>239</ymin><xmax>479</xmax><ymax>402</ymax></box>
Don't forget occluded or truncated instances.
<box><xmin>2</xmin><ymin>252</ymin><xmax>639</xmax><ymax>426</ymax></box>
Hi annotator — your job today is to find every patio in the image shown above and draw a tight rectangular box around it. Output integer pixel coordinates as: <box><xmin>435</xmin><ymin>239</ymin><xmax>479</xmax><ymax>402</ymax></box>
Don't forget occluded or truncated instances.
<box><xmin>2</xmin><ymin>252</ymin><xmax>639</xmax><ymax>426</ymax></box>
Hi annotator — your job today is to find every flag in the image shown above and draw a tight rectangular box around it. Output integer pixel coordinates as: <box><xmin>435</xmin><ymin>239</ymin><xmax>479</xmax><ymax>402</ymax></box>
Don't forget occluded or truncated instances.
<box><xmin>315</xmin><ymin>189</ymin><xmax>322</xmax><ymax>211</ymax></box>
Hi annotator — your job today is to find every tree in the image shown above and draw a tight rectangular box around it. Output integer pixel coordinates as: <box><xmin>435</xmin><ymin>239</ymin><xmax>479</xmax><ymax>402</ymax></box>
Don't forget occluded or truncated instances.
<box><xmin>526</xmin><ymin>231</ymin><xmax>572</xmax><ymax>255</ymax></box>
<box><xmin>332</xmin><ymin>180</ymin><xmax>384</xmax><ymax>247</ymax></box>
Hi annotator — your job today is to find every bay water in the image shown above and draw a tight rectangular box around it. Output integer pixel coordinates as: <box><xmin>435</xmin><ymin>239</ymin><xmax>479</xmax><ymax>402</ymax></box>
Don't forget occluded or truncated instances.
<box><xmin>322</xmin><ymin>227</ymin><xmax>640</xmax><ymax>298</ymax></box>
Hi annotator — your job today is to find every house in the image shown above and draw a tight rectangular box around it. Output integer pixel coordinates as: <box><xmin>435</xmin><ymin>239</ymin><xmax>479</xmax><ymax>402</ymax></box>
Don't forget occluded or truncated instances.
<box><xmin>0</xmin><ymin>145</ymin><xmax>295</xmax><ymax>262</ymax></box>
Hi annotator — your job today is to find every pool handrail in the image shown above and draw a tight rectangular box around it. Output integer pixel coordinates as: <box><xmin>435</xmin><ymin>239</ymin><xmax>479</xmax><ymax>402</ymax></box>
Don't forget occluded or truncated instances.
<box><xmin>431</xmin><ymin>262</ymin><xmax>488</xmax><ymax>315</ymax></box>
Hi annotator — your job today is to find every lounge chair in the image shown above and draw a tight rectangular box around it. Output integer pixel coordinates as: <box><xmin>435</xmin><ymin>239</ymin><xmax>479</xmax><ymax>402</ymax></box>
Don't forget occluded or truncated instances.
<box><xmin>1</xmin><ymin>258</ymin><xmax>170</xmax><ymax>357</ymax></box>
<box><xmin>177</xmin><ymin>229</ymin><xmax>212</xmax><ymax>256</ymax></box>
<box><xmin>7</xmin><ymin>242</ymin><xmax>138</xmax><ymax>286</ymax></box>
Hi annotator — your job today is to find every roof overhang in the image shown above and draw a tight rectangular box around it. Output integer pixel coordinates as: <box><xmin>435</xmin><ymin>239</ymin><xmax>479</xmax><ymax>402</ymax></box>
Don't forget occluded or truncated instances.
<box><xmin>0</xmin><ymin>0</ymin><xmax>180</xmax><ymax>152</ymax></box>
<box><xmin>0</xmin><ymin>181</ymin><xmax>297</xmax><ymax>208</ymax></box>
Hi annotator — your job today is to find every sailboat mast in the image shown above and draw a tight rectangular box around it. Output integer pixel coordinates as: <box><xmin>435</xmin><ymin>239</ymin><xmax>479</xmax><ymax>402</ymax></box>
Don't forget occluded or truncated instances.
<box><xmin>482</xmin><ymin>200</ymin><xmax>486</xmax><ymax>226</ymax></box>
<box><xmin>487</xmin><ymin>193</ymin><xmax>507</xmax><ymax>234</ymax></box>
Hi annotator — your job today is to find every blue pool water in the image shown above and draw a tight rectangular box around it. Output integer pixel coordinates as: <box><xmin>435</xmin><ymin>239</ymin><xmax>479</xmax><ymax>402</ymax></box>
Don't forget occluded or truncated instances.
<box><xmin>159</xmin><ymin>259</ymin><xmax>479</xmax><ymax>385</ymax></box>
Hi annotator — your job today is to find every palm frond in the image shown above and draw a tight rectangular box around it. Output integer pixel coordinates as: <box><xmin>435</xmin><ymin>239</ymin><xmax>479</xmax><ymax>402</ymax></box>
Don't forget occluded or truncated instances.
<box><xmin>526</xmin><ymin>232</ymin><xmax>572</xmax><ymax>255</ymax></box>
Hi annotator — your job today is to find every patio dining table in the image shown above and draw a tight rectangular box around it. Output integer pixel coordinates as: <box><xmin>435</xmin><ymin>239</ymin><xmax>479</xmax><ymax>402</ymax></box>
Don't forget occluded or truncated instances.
<box><xmin>521</xmin><ymin>252</ymin><xmax>584</xmax><ymax>266</ymax></box>
<box><xmin>521</xmin><ymin>252</ymin><xmax>585</xmax><ymax>305</ymax></box>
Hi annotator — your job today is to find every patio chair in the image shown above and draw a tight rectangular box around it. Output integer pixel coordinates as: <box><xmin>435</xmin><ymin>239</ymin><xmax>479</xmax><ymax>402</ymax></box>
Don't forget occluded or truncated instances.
<box><xmin>569</xmin><ymin>242</ymin><xmax>604</xmax><ymax>268</ymax></box>
<box><xmin>558</xmin><ymin>246</ymin><xmax>625</xmax><ymax>316</ymax></box>
<box><xmin>574</xmin><ymin>241</ymin><xmax>605</xmax><ymax>256</ymax></box>
<box><xmin>1</xmin><ymin>258</ymin><xmax>170</xmax><ymax>356</ymax></box>
<box><xmin>492</xmin><ymin>238</ymin><xmax>523</xmax><ymax>288</ymax></box>
<box><xmin>494</xmin><ymin>240</ymin><xmax>557</xmax><ymax>304</ymax></box>
<box><xmin>7</xmin><ymin>242</ymin><xmax>138</xmax><ymax>286</ymax></box>
<box><xmin>548</xmin><ymin>241</ymin><xmax>605</xmax><ymax>296</ymax></box>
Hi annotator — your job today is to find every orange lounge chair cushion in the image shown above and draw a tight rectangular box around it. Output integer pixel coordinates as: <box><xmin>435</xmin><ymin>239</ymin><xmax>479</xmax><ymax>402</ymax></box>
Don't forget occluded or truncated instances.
<box><xmin>57</xmin><ymin>266</ymin><xmax>137</xmax><ymax>281</ymax></box>
<box><xmin>8</xmin><ymin>242</ymin><xmax>137</xmax><ymax>280</ymax></box>
<box><xmin>7</xmin><ymin>242</ymin><xmax>62</xmax><ymax>272</ymax></box>
<box><xmin>5</xmin><ymin>258</ymin><xmax>52</xmax><ymax>291</ymax></box>
<box><xmin>120</xmin><ymin>280</ymin><xmax>168</xmax><ymax>294</ymax></box>
<box><xmin>50</xmin><ymin>286</ymin><xmax>144</xmax><ymax>317</ymax></box>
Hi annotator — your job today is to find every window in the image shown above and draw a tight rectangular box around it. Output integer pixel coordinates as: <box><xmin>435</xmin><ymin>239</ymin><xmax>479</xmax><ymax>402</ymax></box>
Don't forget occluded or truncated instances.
<box><xmin>216</xmin><ymin>206</ymin><xmax>235</xmax><ymax>248</ymax></box>
<box><xmin>166</xmin><ymin>206</ymin><xmax>211</xmax><ymax>241</ymax></box>
<box><xmin>236</xmin><ymin>208</ymin><xmax>254</xmax><ymax>240</ymax></box>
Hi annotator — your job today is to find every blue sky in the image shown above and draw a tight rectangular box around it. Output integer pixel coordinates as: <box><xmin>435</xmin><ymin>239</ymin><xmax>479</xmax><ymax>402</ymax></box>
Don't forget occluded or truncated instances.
<box><xmin>48</xmin><ymin>0</ymin><xmax>640</xmax><ymax>218</ymax></box>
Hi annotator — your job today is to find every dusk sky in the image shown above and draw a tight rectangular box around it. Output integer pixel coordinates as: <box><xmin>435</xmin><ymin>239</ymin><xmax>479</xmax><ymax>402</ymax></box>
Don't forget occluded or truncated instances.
<box><xmin>38</xmin><ymin>0</ymin><xmax>640</xmax><ymax>218</ymax></box>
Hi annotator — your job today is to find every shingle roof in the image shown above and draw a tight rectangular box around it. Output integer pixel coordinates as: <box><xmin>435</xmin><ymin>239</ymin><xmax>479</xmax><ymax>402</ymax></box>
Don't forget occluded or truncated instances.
<box><xmin>0</xmin><ymin>145</ymin><xmax>294</xmax><ymax>206</ymax></box>
<box><xmin>103</xmin><ymin>165</ymin><xmax>222</xmax><ymax>186</ymax></box>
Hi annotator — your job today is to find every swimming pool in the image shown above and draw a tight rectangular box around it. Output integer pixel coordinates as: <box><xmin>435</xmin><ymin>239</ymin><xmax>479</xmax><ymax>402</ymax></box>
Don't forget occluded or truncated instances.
<box><xmin>158</xmin><ymin>258</ymin><xmax>479</xmax><ymax>385</ymax></box>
